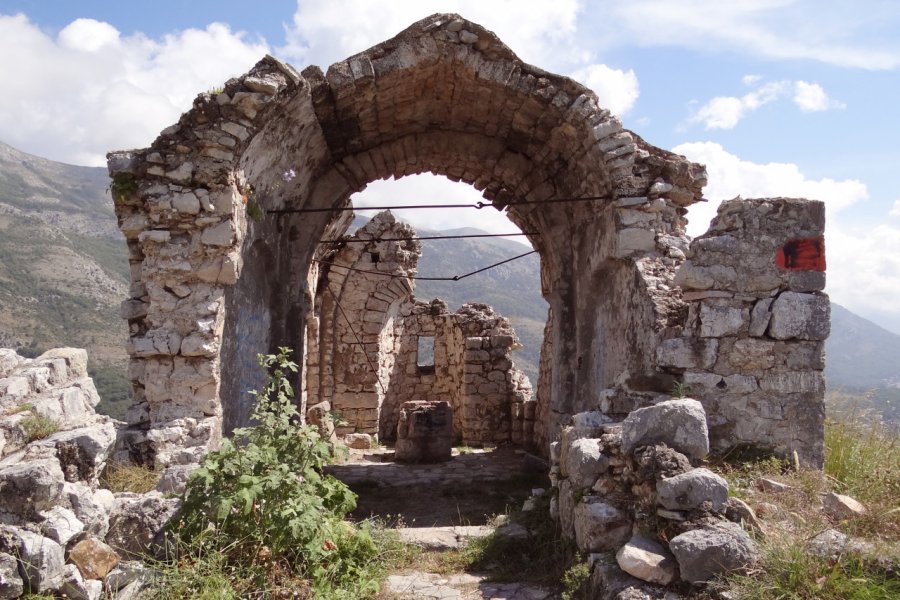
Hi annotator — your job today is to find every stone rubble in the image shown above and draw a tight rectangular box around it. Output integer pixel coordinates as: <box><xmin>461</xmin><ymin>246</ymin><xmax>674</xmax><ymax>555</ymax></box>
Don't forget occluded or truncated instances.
<box><xmin>551</xmin><ymin>401</ymin><xmax>759</xmax><ymax>597</ymax></box>
<box><xmin>0</xmin><ymin>348</ymin><xmax>177</xmax><ymax>599</ymax></box>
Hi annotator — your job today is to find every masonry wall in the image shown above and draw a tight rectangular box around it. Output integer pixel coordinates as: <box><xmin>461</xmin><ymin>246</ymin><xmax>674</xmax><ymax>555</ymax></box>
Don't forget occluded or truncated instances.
<box><xmin>303</xmin><ymin>212</ymin><xmax>536</xmax><ymax>446</ymax></box>
<box><xmin>660</xmin><ymin>198</ymin><xmax>829</xmax><ymax>466</ymax></box>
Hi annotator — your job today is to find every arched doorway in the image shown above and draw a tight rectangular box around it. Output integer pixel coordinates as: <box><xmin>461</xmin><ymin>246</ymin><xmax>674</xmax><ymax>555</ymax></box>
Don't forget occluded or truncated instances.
<box><xmin>108</xmin><ymin>13</ymin><xmax>706</xmax><ymax>467</ymax></box>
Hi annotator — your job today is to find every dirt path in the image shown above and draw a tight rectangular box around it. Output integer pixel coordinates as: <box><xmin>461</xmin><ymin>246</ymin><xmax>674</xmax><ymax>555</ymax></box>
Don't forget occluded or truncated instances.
<box><xmin>328</xmin><ymin>446</ymin><xmax>559</xmax><ymax>599</ymax></box>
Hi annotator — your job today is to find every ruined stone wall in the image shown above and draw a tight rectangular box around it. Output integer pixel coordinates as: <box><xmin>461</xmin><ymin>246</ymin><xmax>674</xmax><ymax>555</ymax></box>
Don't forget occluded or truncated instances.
<box><xmin>305</xmin><ymin>212</ymin><xmax>535</xmax><ymax>446</ymax></box>
<box><xmin>661</xmin><ymin>198</ymin><xmax>828</xmax><ymax>466</ymax></box>
<box><xmin>106</xmin><ymin>14</ymin><xmax>824</xmax><ymax>468</ymax></box>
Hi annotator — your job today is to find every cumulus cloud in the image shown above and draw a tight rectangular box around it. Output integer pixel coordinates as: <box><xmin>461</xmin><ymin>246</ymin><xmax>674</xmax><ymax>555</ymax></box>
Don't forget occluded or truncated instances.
<box><xmin>690</xmin><ymin>81</ymin><xmax>787</xmax><ymax>129</ymax></box>
<box><xmin>793</xmin><ymin>80</ymin><xmax>845</xmax><ymax>112</ymax></box>
<box><xmin>689</xmin><ymin>78</ymin><xmax>843</xmax><ymax>129</ymax></box>
<box><xmin>279</xmin><ymin>0</ymin><xmax>582</xmax><ymax>70</ymax></box>
<box><xmin>675</xmin><ymin>141</ymin><xmax>867</xmax><ymax>236</ymax></box>
<box><xmin>675</xmin><ymin>141</ymin><xmax>900</xmax><ymax>324</ymax></box>
<box><xmin>890</xmin><ymin>199</ymin><xmax>900</xmax><ymax>218</ymax></box>
<box><xmin>353</xmin><ymin>174</ymin><xmax>521</xmax><ymax>235</ymax></box>
<box><xmin>570</xmin><ymin>64</ymin><xmax>640</xmax><ymax>115</ymax></box>
<box><xmin>592</xmin><ymin>1</ymin><xmax>900</xmax><ymax>70</ymax></box>
<box><xmin>0</xmin><ymin>14</ymin><xmax>268</xmax><ymax>166</ymax></box>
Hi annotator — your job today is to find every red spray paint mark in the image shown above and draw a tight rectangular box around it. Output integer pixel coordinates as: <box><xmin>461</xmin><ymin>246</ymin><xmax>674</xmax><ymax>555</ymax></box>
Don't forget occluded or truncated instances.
<box><xmin>776</xmin><ymin>237</ymin><xmax>826</xmax><ymax>272</ymax></box>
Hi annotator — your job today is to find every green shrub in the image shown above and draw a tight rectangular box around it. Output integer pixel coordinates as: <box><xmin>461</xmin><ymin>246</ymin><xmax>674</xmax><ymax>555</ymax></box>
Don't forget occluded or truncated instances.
<box><xmin>20</xmin><ymin>411</ymin><xmax>59</xmax><ymax>442</ymax></box>
<box><xmin>161</xmin><ymin>348</ymin><xmax>381</xmax><ymax>597</ymax></box>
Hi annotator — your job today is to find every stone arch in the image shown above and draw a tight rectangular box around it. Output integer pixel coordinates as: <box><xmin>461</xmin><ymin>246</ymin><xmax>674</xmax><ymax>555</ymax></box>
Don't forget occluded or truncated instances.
<box><xmin>112</xmin><ymin>13</ymin><xmax>833</xmax><ymax>469</ymax></box>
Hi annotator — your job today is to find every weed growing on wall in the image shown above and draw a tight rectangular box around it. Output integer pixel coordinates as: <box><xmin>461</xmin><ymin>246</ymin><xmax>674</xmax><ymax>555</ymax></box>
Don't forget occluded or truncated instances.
<box><xmin>159</xmin><ymin>348</ymin><xmax>382</xmax><ymax>597</ymax></box>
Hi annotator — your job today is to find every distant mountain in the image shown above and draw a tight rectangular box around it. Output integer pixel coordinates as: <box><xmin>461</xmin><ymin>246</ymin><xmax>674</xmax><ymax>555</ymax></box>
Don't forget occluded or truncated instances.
<box><xmin>826</xmin><ymin>304</ymin><xmax>900</xmax><ymax>389</ymax></box>
<box><xmin>0</xmin><ymin>141</ymin><xmax>131</xmax><ymax>415</ymax></box>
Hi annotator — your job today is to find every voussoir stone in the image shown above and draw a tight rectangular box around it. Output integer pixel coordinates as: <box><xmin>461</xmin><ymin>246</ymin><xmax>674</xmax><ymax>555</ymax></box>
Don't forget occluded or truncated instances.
<box><xmin>621</xmin><ymin>399</ymin><xmax>709</xmax><ymax>459</ymax></box>
<box><xmin>615</xmin><ymin>535</ymin><xmax>678</xmax><ymax>585</ymax></box>
<box><xmin>669</xmin><ymin>521</ymin><xmax>757</xmax><ymax>584</ymax></box>
<box><xmin>656</xmin><ymin>468</ymin><xmax>729</xmax><ymax>513</ymax></box>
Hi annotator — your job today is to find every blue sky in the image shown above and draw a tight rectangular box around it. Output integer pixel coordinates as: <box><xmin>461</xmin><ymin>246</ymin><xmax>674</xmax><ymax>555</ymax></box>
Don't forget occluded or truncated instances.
<box><xmin>1</xmin><ymin>1</ymin><xmax>899</xmax><ymax>332</ymax></box>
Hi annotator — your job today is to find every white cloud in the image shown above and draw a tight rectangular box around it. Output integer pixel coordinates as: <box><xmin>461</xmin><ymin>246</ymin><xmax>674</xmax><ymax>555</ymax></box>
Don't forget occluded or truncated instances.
<box><xmin>741</xmin><ymin>74</ymin><xmax>762</xmax><ymax>86</ymax></box>
<box><xmin>0</xmin><ymin>14</ymin><xmax>268</xmax><ymax>166</ymax></box>
<box><xmin>570</xmin><ymin>64</ymin><xmax>640</xmax><ymax>115</ymax></box>
<box><xmin>594</xmin><ymin>1</ymin><xmax>900</xmax><ymax>70</ymax></box>
<box><xmin>793</xmin><ymin>81</ymin><xmax>845</xmax><ymax>112</ymax></box>
<box><xmin>690</xmin><ymin>81</ymin><xmax>787</xmax><ymax>129</ymax></box>
<box><xmin>279</xmin><ymin>0</ymin><xmax>582</xmax><ymax>70</ymax></box>
<box><xmin>890</xmin><ymin>199</ymin><xmax>900</xmax><ymax>218</ymax></box>
<box><xmin>675</xmin><ymin>141</ymin><xmax>867</xmax><ymax>236</ymax></box>
<box><xmin>674</xmin><ymin>141</ymin><xmax>900</xmax><ymax>324</ymax></box>
<box><xmin>353</xmin><ymin>174</ymin><xmax>522</xmax><ymax>236</ymax></box>
<box><xmin>690</xmin><ymin>78</ymin><xmax>844</xmax><ymax>129</ymax></box>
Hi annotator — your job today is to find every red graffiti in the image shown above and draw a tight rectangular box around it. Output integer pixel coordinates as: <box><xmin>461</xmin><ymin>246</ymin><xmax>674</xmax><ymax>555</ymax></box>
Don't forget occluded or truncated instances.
<box><xmin>776</xmin><ymin>237</ymin><xmax>826</xmax><ymax>272</ymax></box>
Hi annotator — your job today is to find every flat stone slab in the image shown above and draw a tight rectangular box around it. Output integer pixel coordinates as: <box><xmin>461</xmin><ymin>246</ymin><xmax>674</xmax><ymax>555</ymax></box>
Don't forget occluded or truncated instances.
<box><xmin>385</xmin><ymin>571</ymin><xmax>553</xmax><ymax>599</ymax></box>
<box><xmin>398</xmin><ymin>526</ymin><xmax>493</xmax><ymax>551</ymax></box>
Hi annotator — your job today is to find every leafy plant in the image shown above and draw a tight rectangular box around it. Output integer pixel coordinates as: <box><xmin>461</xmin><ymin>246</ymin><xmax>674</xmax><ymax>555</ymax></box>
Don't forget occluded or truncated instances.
<box><xmin>109</xmin><ymin>172</ymin><xmax>138</xmax><ymax>204</ymax></box>
<box><xmin>170</xmin><ymin>348</ymin><xmax>381</xmax><ymax>596</ymax></box>
<box><xmin>670</xmin><ymin>381</ymin><xmax>693</xmax><ymax>399</ymax></box>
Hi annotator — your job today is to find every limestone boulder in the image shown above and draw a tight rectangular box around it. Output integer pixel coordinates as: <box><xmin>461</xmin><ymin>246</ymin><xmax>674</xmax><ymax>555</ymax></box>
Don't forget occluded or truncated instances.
<box><xmin>0</xmin><ymin>552</ymin><xmax>23</xmax><ymax>599</ymax></box>
<box><xmin>39</xmin><ymin>506</ymin><xmax>85</xmax><ymax>546</ymax></box>
<box><xmin>572</xmin><ymin>500</ymin><xmax>632</xmax><ymax>553</ymax></box>
<box><xmin>105</xmin><ymin>560</ymin><xmax>148</xmax><ymax>593</ymax></box>
<box><xmin>615</xmin><ymin>535</ymin><xmax>678</xmax><ymax>585</ymax></box>
<box><xmin>621</xmin><ymin>399</ymin><xmax>709</xmax><ymax>459</ymax></box>
<box><xmin>64</xmin><ymin>483</ymin><xmax>115</xmax><ymax>537</ymax></box>
<box><xmin>69</xmin><ymin>537</ymin><xmax>120</xmax><ymax>580</ymax></box>
<box><xmin>60</xmin><ymin>564</ymin><xmax>103</xmax><ymax>600</ymax></box>
<box><xmin>0</xmin><ymin>526</ymin><xmax>65</xmax><ymax>593</ymax></box>
<box><xmin>344</xmin><ymin>433</ymin><xmax>373</xmax><ymax>449</ymax></box>
<box><xmin>669</xmin><ymin>521</ymin><xmax>757</xmax><ymax>583</ymax></box>
<box><xmin>156</xmin><ymin>463</ymin><xmax>198</xmax><ymax>495</ymax></box>
<box><xmin>106</xmin><ymin>492</ymin><xmax>180</xmax><ymax>558</ymax></box>
<box><xmin>656</xmin><ymin>468</ymin><xmax>729</xmax><ymax>513</ymax></box>
<box><xmin>564</xmin><ymin>438</ymin><xmax>609</xmax><ymax>490</ymax></box>
<box><xmin>0</xmin><ymin>458</ymin><xmax>65</xmax><ymax>523</ymax></box>
<box><xmin>822</xmin><ymin>492</ymin><xmax>866</xmax><ymax>521</ymax></box>
<box><xmin>41</xmin><ymin>422</ymin><xmax>117</xmax><ymax>483</ymax></box>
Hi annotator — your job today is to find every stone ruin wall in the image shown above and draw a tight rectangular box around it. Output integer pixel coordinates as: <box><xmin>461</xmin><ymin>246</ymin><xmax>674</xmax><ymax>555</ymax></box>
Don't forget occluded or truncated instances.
<box><xmin>306</xmin><ymin>211</ymin><xmax>536</xmax><ymax>447</ymax></box>
<box><xmin>104</xmin><ymin>13</ymin><xmax>828</xmax><ymax>471</ymax></box>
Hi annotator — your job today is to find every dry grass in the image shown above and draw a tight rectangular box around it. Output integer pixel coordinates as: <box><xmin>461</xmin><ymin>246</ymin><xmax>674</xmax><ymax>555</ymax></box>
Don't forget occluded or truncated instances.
<box><xmin>100</xmin><ymin>461</ymin><xmax>161</xmax><ymax>494</ymax></box>
<box><xmin>711</xmin><ymin>412</ymin><xmax>900</xmax><ymax>599</ymax></box>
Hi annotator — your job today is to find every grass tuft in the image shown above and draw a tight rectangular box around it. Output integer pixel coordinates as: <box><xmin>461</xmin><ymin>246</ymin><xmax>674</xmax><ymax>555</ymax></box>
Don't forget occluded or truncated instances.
<box><xmin>101</xmin><ymin>462</ymin><xmax>161</xmax><ymax>494</ymax></box>
<box><xmin>20</xmin><ymin>411</ymin><xmax>59</xmax><ymax>442</ymax></box>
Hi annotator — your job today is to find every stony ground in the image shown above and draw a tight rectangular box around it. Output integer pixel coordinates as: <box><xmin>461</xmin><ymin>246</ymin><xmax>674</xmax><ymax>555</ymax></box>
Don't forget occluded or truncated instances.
<box><xmin>328</xmin><ymin>446</ymin><xmax>558</xmax><ymax>599</ymax></box>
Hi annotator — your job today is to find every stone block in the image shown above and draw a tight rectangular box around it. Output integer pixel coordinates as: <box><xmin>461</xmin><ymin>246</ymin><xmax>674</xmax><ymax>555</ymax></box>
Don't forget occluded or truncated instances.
<box><xmin>621</xmin><ymin>399</ymin><xmax>709</xmax><ymax>459</ymax></box>
<box><xmin>395</xmin><ymin>401</ymin><xmax>452</xmax><ymax>463</ymax></box>
<box><xmin>0</xmin><ymin>459</ymin><xmax>65</xmax><ymax>523</ymax></box>
<box><xmin>564</xmin><ymin>438</ymin><xmax>609</xmax><ymax>490</ymax></box>
<box><xmin>572</xmin><ymin>500</ymin><xmax>631</xmax><ymax>553</ymax></box>
<box><xmin>669</xmin><ymin>521</ymin><xmax>757</xmax><ymax>583</ymax></box>
<box><xmin>699</xmin><ymin>302</ymin><xmax>748</xmax><ymax>337</ymax></box>
<box><xmin>656</xmin><ymin>468</ymin><xmax>729</xmax><ymax>512</ymax></box>
<box><xmin>69</xmin><ymin>537</ymin><xmax>120</xmax><ymax>580</ymax></box>
<box><xmin>823</xmin><ymin>492</ymin><xmax>866</xmax><ymax>521</ymax></box>
<box><xmin>768</xmin><ymin>292</ymin><xmax>830</xmax><ymax>340</ymax></box>
<box><xmin>615</xmin><ymin>228</ymin><xmax>656</xmax><ymax>257</ymax></box>
<box><xmin>0</xmin><ymin>552</ymin><xmax>23</xmax><ymax>599</ymax></box>
<box><xmin>656</xmin><ymin>337</ymin><xmax>718</xmax><ymax>369</ymax></box>
<box><xmin>39</xmin><ymin>506</ymin><xmax>84</xmax><ymax>546</ymax></box>
<box><xmin>615</xmin><ymin>535</ymin><xmax>677</xmax><ymax>585</ymax></box>
<box><xmin>0</xmin><ymin>527</ymin><xmax>64</xmax><ymax>594</ymax></box>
